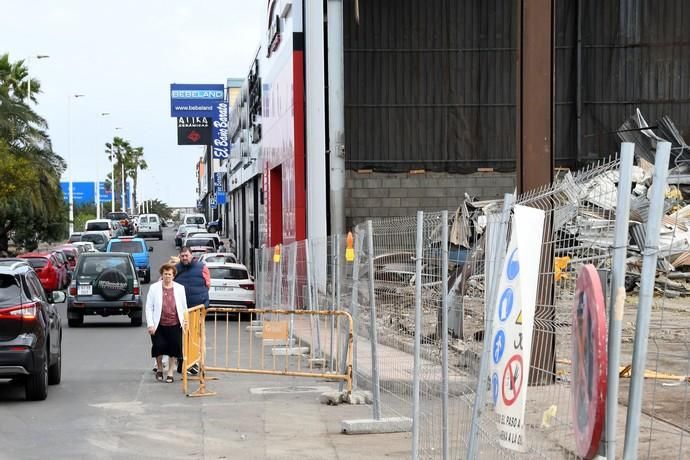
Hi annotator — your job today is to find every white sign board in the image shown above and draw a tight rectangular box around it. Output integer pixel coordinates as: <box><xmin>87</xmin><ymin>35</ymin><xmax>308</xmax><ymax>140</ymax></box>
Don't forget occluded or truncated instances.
<box><xmin>491</xmin><ymin>205</ymin><xmax>545</xmax><ymax>451</ymax></box>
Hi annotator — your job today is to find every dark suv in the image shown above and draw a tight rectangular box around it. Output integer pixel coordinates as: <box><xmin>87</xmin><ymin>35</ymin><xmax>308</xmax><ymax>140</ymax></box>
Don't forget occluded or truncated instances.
<box><xmin>67</xmin><ymin>252</ymin><xmax>142</xmax><ymax>327</ymax></box>
<box><xmin>0</xmin><ymin>259</ymin><xmax>65</xmax><ymax>401</ymax></box>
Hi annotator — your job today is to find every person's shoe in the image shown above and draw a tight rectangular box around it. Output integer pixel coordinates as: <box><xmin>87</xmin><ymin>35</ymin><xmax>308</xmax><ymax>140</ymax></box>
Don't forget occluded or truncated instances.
<box><xmin>187</xmin><ymin>364</ymin><xmax>199</xmax><ymax>376</ymax></box>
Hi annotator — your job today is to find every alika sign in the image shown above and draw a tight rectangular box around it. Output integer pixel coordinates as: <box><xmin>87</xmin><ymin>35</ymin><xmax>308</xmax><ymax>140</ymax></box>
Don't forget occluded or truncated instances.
<box><xmin>212</xmin><ymin>101</ymin><xmax>230</xmax><ymax>159</ymax></box>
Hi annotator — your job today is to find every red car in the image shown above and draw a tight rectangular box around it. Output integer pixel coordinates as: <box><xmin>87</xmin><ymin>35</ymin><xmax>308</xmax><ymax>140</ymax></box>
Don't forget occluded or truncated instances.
<box><xmin>19</xmin><ymin>252</ymin><xmax>67</xmax><ymax>293</ymax></box>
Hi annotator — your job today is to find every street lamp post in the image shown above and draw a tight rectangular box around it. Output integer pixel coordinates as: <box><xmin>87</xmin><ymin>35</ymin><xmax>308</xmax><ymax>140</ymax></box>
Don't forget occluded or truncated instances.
<box><xmin>25</xmin><ymin>54</ymin><xmax>49</xmax><ymax>101</ymax></box>
<box><xmin>68</xmin><ymin>93</ymin><xmax>86</xmax><ymax>236</ymax></box>
<box><xmin>97</xmin><ymin>112</ymin><xmax>111</xmax><ymax>219</ymax></box>
<box><xmin>111</xmin><ymin>127</ymin><xmax>123</xmax><ymax>213</ymax></box>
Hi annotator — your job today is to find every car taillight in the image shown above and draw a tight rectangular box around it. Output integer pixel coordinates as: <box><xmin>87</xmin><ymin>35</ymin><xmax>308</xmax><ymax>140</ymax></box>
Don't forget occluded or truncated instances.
<box><xmin>133</xmin><ymin>280</ymin><xmax>140</xmax><ymax>295</ymax></box>
<box><xmin>69</xmin><ymin>281</ymin><xmax>77</xmax><ymax>295</ymax></box>
<box><xmin>239</xmin><ymin>283</ymin><xmax>255</xmax><ymax>291</ymax></box>
<box><xmin>0</xmin><ymin>302</ymin><xmax>37</xmax><ymax>320</ymax></box>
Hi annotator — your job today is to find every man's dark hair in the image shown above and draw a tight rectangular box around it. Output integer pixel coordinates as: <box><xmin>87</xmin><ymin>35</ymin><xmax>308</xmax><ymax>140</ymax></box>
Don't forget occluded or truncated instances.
<box><xmin>179</xmin><ymin>246</ymin><xmax>192</xmax><ymax>255</ymax></box>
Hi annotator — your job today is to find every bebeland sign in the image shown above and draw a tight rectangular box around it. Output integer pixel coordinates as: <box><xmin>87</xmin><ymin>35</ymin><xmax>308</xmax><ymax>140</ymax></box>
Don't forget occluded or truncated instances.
<box><xmin>177</xmin><ymin>117</ymin><xmax>212</xmax><ymax>145</ymax></box>
<box><xmin>170</xmin><ymin>83</ymin><xmax>224</xmax><ymax>117</ymax></box>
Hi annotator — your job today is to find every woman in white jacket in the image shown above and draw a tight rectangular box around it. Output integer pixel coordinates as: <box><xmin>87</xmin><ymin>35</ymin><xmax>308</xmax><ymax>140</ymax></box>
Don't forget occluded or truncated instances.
<box><xmin>145</xmin><ymin>263</ymin><xmax>188</xmax><ymax>382</ymax></box>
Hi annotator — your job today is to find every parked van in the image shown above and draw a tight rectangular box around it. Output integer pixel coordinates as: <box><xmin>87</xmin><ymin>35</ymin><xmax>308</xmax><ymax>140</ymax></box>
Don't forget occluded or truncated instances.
<box><xmin>137</xmin><ymin>214</ymin><xmax>163</xmax><ymax>240</ymax></box>
<box><xmin>182</xmin><ymin>213</ymin><xmax>206</xmax><ymax>229</ymax></box>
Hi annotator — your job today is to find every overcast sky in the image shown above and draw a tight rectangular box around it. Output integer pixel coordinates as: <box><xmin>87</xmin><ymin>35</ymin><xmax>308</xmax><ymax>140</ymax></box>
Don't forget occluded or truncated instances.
<box><xmin>0</xmin><ymin>0</ymin><xmax>265</xmax><ymax>207</ymax></box>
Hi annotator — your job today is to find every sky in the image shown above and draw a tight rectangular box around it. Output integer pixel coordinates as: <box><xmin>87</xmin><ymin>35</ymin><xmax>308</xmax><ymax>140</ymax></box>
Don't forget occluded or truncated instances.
<box><xmin>0</xmin><ymin>0</ymin><xmax>266</xmax><ymax>207</ymax></box>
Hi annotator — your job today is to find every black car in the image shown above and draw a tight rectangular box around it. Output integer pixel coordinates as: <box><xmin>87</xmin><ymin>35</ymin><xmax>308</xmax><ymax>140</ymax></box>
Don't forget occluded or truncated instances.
<box><xmin>67</xmin><ymin>252</ymin><xmax>143</xmax><ymax>327</ymax></box>
<box><xmin>106</xmin><ymin>212</ymin><xmax>133</xmax><ymax>236</ymax></box>
<box><xmin>0</xmin><ymin>259</ymin><xmax>65</xmax><ymax>401</ymax></box>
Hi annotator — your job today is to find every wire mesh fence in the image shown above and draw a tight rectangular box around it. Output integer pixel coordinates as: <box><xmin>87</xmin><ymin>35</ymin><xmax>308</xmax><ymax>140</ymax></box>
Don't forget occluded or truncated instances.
<box><xmin>251</xmin><ymin>142</ymin><xmax>689</xmax><ymax>459</ymax></box>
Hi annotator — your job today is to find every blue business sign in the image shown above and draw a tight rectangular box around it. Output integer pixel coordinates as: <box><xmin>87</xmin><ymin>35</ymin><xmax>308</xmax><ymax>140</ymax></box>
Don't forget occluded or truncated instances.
<box><xmin>211</xmin><ymin>101</ymin><xmax>230</xmax><ymax>159</ymax></box>
<box><xmin>170</xmin><ymin>83</ymin><xmax>224</xmax><ymax>117</ymax></box>
<box><xmin>213</xmin><ymin>172</ymin><xmax>224</xmax><ymax>193</ymax></box>
<box><xmin>216</xmin><ymin>191</ymin><xmax>227</xmax><ymax>205</ymax></box>
<box><xmin>60</xmin><ymin>182</ymin><xmax>95</xmax><ymax>205</ymax></box>
<box><xmin>99</xmin><ymin>181</ymin><xmax>112</xmax><ymax>203</ymax></box>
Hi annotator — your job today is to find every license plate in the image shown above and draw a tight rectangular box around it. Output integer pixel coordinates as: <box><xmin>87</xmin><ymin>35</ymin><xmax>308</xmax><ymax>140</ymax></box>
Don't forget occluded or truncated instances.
<box><xmin>214</xmin><ymin>286</ymin><xmax>234</xmax><ymax>292</ymax></box>
<box><xmin>78</xmin><ymin>284</ymin><xmax>92</xmax><ymax>295</ymax></box>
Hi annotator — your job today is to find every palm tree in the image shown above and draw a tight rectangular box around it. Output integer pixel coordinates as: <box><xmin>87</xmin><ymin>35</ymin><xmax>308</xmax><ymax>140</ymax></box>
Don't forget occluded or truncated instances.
<box><xmin>105</xmin><ymin>136</ymin><xmax>131</xmax><ymax>211</ymax></box>
<box><xmin>124</xmin><ymin>146</ymin><xmax>147</xmax><ymax>212</ymax></box>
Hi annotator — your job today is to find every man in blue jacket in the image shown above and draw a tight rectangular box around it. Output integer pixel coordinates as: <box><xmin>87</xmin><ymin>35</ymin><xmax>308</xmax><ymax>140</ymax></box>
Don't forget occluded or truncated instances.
<box><xmin>174</xmin><ymin>246</ymin><xmax>210</xmax><ymax>374</ymax></box>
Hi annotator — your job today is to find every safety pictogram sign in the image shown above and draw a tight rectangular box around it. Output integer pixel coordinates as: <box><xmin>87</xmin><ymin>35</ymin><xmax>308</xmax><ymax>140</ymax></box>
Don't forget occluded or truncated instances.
<box><xmin>490</xmin><ymin>205</ymin><xmax>545</xmax><ymax>453</ymax></box>
<box><xmin>571</xmin><ymin>264</ymin><xmax>607</xmax><ymax>459</ymax></box>
<box><xmin>502</xmin><ymin>354</ymin><xmax>523</xmax><ymax>406</ymax></box>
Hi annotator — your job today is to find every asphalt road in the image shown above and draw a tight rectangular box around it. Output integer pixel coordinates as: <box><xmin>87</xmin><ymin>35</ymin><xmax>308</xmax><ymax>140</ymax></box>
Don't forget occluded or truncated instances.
<box><xmin>0</xmin><ymin>227</ymin><xmax>410</xmax><ymax>459</ymax></box>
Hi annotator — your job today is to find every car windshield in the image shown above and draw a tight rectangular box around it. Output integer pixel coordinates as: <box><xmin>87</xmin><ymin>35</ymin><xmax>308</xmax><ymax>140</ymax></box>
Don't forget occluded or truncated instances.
<box><xmin>68</xmin><ymin>234</ymin><xmax>82</xmax><ymax>242</ymax></box>
<box><xmin>23</xmin><ymin>258</ymin><xmax>47</xmax><ymax>269</ymax></box>
<box><xmin>187</xmin><ymin>217</ymin><xmax>205</xmax><ymax>224</ymax></box>
<box><xmin>86</xmin><ymin>222</ymin><xmax>110</xmax><ymax>231</ymax></box>
<box><xmin>79</xmin><ymin>257</ymin><xmax>132</xmax><ymax>277</ymax></box>
<box><xmin>110</xmin><ymin>241</ymin><xmax>143</xmax><ymax>253</ymax></box>
<box><xmin>209</xmin><ymin>268</ymin><xmax>249</xmax><ymax>280</ymax></box>
<box><xmin>139</xmin><ymin>217</ymin><xmax>148</xmax><ymax>223</ymax></box>
<box><xmin>0</xmin><ymin>274</ymin><xmax>24</xmax><ymax>308</ymax></box>
<box><xmin>187</xmin><ymin>239</ymin><xmax>214</xmax><ymax>247</ymax></box>
<box><xmin>82</xmin><ymin>234</ymin><xmax>106</xmax><ymax>244</ymax></box>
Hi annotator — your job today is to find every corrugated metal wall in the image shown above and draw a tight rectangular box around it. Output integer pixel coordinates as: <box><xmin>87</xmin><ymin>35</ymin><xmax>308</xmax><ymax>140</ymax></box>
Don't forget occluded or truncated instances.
<box><xmin>343</xmin><ymin>0</ymin><xmax>690</xmax><ymax>172</ymax></box>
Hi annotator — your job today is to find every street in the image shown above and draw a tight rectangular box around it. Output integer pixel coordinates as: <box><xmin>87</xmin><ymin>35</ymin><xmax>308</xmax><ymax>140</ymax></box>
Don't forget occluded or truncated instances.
<box><xmin>0</xmin><ymin>227</ymin><xmax>409</xmax><ymax>459</ymax></box>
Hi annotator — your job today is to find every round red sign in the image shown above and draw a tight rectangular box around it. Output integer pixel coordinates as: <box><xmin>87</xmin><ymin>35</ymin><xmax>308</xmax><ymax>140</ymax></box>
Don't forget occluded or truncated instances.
<box><xmin>571</xmin><ymin>265</ymin><xmax>607</xmax><ymax>459</ymax></box>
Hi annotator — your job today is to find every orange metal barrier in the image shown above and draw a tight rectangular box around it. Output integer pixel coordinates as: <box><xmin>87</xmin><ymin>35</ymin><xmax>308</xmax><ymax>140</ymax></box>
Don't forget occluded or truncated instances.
<box><xmin>182</xmin><ymin>305</ymin><xmax>215</xmax><ymax>397</ymax></box>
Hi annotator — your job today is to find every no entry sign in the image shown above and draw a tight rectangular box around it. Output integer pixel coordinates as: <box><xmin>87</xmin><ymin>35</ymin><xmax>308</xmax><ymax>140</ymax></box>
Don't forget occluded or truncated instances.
<box><xmin>571</xmin><ymin>264</ymin><xmax>607</xmax><ymax>459</ymax></box>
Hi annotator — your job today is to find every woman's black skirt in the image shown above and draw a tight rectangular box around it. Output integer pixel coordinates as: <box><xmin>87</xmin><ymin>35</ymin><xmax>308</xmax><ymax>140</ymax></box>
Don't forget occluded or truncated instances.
<box><xmin>151</xmin><ymin>325</ymin><xmax>183</xmax><ymax>359</ymax></box>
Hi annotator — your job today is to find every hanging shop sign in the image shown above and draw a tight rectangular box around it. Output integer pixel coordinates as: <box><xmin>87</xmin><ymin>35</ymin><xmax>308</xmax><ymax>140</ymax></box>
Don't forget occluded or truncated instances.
<box><xmin>212</xmin><ymin>101</ymin><xmax>230</xmax><ymax>159</ymax></box>
<box><xmin>177</xmin><ymin>117</ymin><xmax>212</xmax><ymax>145</ymax></box>
<box><xmin>170</xmin><ymin>83</ymin><xmax>224</xmax><ymax>117</ymax></box>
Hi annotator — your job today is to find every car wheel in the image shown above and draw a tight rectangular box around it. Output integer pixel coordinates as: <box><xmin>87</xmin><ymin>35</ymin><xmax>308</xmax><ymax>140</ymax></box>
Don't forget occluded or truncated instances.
<box><xmin>131</xmin><ymin>314</ymin><xmax>143</xmax><ymax>327</ymax></box>
<box><xmin>68</xmin><ymin>314</ymin><xmax>83</xmax><ymax>327</ymax></box>
<box><xmin>48</xmin><ymin>336</ymin><xmax>62</xmax><ymax>385</ymax></box>
<box><xmin>26</xmin><ymin>349</ymin><xmax>48</xmax><ymax>401</ymax></box>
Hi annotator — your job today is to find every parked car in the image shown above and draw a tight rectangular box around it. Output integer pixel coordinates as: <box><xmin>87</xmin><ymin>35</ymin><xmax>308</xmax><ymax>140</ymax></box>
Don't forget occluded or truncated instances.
<box><xmin>199</xmin><ymin>253</ymin><xmax>238</xmax><ymax>264</ymax></box>
<box><xmin>0</xmin><ymin>258</ymin><xmax>65</xmax><ymax>400</ymax></box>
<box><xmin>137</xmin><ymin>213</ymin><xmax>163</xmax><ymax>240</ymax></box>
<box><xmin>68</xmin><ymin>232</ymin><xmax>82</xmax><ymax>243</ymax></box>
<box><xmin>182</xmin><ymin>236</ymin><xmax>217</xmax><ymax>260</ymax></box>
<box><xmin>54</xmin><ymin>245</ymin><xmax>79</xmax><ymax>283</ymax></box>
<box><xmin>207</xmin><ymin>262</ymin><xmax>255</xmax><ymax>309</ymax></box>
<box><xmin>186</xmin><ymin>231</ymin><xmax>221</xmax><ymax>248</ymax></box>
<box><xmin>18</xmin><ymin>252</ymin><xmax>66</xmax><ymax>293</ymax></box>
<box><xmin>67</xmin><ymin>252</ymin><xmax>142</xmax><ymax>327</ymax></box>
<box><xmin>80</xmin><ymin>231</ymin><xmax>109</xmax><ymax>252</ymax></box>
<box><xmin>50</xmin><ymin>250</ymin><xmax>70</xmax><ymax>288</ymax></box>
<box><xmin>72</xmin><ymin>241</ymin><xmax>97</xmax><ymax>253</ymax></box>
<box><xmin>105</xmin><ymin>211</ymin><xmax>133</xmax><ymax>236</ymax></box>
<box><xmin>84</xmin><ymin>219</ymin><xmax>114</xmax><ymax>238</ymax></box>
<box><xmin>174</xmin><ymin>224</ymin><xmax>194</xmax><ymax>248</ymax></box>
<box><xmin>106</xmin><ymin>236</ymin><xmax>153</xmax><ymax>283</ymax></box>
<box><xmin>182</xmin><ymin>213</ymin><xmax>206</xmax><ymax>229</ymax></box>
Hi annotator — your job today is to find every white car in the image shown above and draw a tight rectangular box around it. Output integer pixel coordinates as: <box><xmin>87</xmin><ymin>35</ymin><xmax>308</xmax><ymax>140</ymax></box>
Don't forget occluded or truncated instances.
<box><xmin>182</xmin><ymin>213</ymin><xmax>206</xmax><ymax>229</ymax></box>
<box><xmin>72</xmin><ymin>241</ymin><xmax>97</xmax><ymax>252</ymax></box>
<box><xmin>199</xmin><ymin>253</ymin><xmax>238</xmax><ymax>264</ymax></box>
<box><xmin>84</xmin><ymin>219</ymin><xmax>114</xmax><ymax>238</ymax></box>
<box><xmin>182</xmin><ymin>236</ymin><xmax>217</xmax><ymax>259</ymax></box>
<box><xmin>207</xmin><ymin>262</ymin><xmax>255</xmax><ymax>309</ymax></box>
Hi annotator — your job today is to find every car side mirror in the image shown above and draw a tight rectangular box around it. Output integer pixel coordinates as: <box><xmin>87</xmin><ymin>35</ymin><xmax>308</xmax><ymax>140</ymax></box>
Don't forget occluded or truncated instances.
<box><xmin>50</xmin><ymin>291</ymin><xmax>66</xmax><ymax>303</ymax></box>
<box><xmin>148</xmin><ymin>246</ymin><xmax>153</xmax><ymax>252</ymax></box>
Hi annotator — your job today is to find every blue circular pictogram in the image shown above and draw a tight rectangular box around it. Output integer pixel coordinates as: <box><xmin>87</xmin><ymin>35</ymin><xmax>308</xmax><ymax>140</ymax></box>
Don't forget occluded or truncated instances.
<box><xmin>506</xmin><ymin>248</ymin><xmax>520</xmax><ymax>280</ymax></box>
<box><xmin>497</xmin><ymin>288</ymin><xmax>514</xmax><ymax>322</ymax></box>
<box><xmin>492</xmin><ymin>373</ymin><xmax>499</xmax><ymax>405</ymax></box>
<box><xmin>492</xmin><ymin>329</ymin><xmax>506</xmax><ymax>364</ymax></box>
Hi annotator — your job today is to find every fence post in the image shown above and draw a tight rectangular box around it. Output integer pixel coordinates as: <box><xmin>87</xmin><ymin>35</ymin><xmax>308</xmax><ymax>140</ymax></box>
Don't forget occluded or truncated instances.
<box><xmin>412</xmin><ymin>211</ymin><xmax>424</xmax><ymax>459</ymax></box>
<box><xmin>605</xmin><ymin>144</ymin><xmax>634</xmax><ymax>460</ymax></box>
<box><xmin>306</xmin><ymin>240</ymin><xmax>323</xmax><ymax>358</ymax></box>
<box><xmin>441</xmin><ymin>210</ymin><xmax>450</xmax><ymax>460</ymax></box>
<box><xmin>366</xmin><ymin>220</ymin><xmax>382</xmax><ymax>420</ymax></box>
<box><xmin>622</xmin><ymin>141</ymin><xmax>671</xmax><ymax>459</ymax></box>
<box><xmin>340</xmin><ymin>227</ymin><xmax>362</xmax><ymax>391</ymax></box>
<box><xmin>330</xmin><ymin>234</ymin><xmax>341</xmax><ymax>370</ymax></box>
<box><xmin>467</xmin><ymin>194</ymin><xmax>514</xmax><ymax>460</ymax></box>
<box><xmin>288</xmin><ymin>242</ymin><xmax>298</xmax><ymax>343</ymax></box>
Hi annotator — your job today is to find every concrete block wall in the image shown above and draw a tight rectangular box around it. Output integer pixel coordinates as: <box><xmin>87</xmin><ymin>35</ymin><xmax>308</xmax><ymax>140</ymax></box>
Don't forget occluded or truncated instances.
<box><xmin>345</xmin><ymin>170</ymin><xmax>516</xmax><ymax>228</ymax></box>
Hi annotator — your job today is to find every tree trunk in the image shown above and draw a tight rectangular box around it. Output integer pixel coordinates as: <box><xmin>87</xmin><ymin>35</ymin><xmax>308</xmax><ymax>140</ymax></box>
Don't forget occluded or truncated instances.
<box><xmin>132</xmin><ymin>169</ymin><xmax>138</xmax><ymax>213</ymax></box>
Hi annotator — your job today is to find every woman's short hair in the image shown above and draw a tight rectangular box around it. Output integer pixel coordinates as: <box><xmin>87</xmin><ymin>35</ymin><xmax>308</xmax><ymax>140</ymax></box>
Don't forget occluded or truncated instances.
<box><xmin>159</xmin><ymin>263</ymin><xmax>177</xmax><ymax>276</ymax></box>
